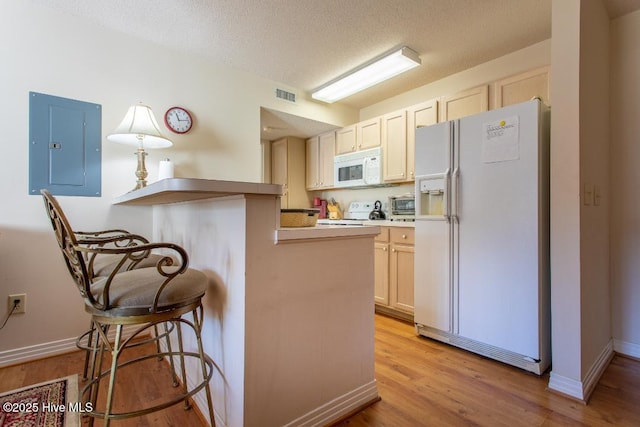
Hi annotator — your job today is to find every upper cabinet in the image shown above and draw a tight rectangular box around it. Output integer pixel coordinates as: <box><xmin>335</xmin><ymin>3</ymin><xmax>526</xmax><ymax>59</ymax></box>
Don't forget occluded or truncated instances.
<box><xmin>494</xmin><ymin>66</ymin><xmax>550</xmax><ymax>108</ymax></box>
<box><xmin>336</xmin><ymin>118</ymin><xmax>381</xmax><ymax>155</ymax></box>
<box><xmin>439</xmin><ymin>85</ymin><xmax>489</xmax><ymax>122</ymax></box>
<box><xmin>382</xmin><ymin>109</ymin><xmax>408</xmax><ymax>183</ymax></box>
<box><xmin>271</xmin><ymin>137</ymin><xmax>309</xmax><ymax>208</ymax></box>
<box><xmin>306</xmin><ymin>131</ymin><xmax>335</xmax><ymax>190</ymax></box>
<box><xmin>406</xmin><ymin>99</ymin><xmax>438</xmax><ymax>181</ymax></box>
<box><xmin>357</xmin><ymin>117</ymin><xmax>381</xmax><ymax>151</ymax></box>
<box><xmin>336</xmin><ymin>124</ymin><xmax>357</xmax><ymax>155</ymax></box>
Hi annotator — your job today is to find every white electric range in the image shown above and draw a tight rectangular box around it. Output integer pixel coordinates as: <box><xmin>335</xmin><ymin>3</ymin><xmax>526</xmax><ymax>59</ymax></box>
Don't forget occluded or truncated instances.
<box><xmin>317</xmin><ymin>201</ymin><xmax>378</xmax><ymax>225</ymax></box>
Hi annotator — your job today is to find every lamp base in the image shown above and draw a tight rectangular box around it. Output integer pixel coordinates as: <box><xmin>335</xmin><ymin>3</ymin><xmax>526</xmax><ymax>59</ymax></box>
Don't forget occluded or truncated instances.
<box><xmin>133</xmin><ymin>148</ymin><xmax>148</xmax><ymax>191</ymax></box>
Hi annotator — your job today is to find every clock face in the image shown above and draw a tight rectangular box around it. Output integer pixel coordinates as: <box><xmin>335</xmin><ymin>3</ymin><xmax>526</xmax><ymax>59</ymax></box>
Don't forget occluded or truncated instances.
<box><xmin>164</xmin><ymin>107</ymin><xmax>193</xmax><ymax>134</ymax></box>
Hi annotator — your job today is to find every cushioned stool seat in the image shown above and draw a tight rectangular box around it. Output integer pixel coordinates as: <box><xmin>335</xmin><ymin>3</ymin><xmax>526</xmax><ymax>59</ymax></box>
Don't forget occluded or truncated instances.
<box><xmin>90</xmin><ymin>267</ymin><xmax>208</xmax><ymax>314</ymax></box>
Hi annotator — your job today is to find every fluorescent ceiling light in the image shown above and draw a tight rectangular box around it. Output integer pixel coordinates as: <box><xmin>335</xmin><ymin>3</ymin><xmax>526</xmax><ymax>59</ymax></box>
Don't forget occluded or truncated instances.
<box><xmin>312</xmin><ymin>46</ymin><xmax>421</xmax><ymax>104</ymax></box>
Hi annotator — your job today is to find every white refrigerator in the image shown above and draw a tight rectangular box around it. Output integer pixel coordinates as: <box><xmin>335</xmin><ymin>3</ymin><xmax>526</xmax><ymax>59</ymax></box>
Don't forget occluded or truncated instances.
<box><xmin>413</xmin><ymin>99</ymin><xmax>550</xmax><ymax>374</ymax></box>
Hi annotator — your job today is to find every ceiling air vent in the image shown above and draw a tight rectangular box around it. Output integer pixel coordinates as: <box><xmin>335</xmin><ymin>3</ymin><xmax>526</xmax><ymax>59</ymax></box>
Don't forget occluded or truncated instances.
<box><xmin>275</xmin><ymin>88</ymin><xmax>297</xmax><ymax>104</ymax></box>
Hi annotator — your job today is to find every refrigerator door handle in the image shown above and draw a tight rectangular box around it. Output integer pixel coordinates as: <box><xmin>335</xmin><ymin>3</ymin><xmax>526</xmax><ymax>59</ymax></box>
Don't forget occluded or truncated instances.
<box><xmin>444</xmin><ymin>168</ymin><xmax>451</xmax><ymax>222</ymax></box>
<box><xmin>452</xmin><ymin>167</ymin><xmax>460</xmax><ymax>223</ymax></box>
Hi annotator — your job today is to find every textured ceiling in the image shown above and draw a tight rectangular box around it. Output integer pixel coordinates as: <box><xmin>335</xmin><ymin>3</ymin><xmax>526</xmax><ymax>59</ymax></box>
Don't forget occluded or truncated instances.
<box><xmin>33</xmin><ymin>0</ymin><xmax>640</xmax><ymax>140</ymax></box>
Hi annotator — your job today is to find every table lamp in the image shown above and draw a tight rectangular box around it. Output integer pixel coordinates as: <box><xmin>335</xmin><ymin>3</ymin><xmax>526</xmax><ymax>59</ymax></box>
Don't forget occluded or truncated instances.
<box><xmin>107</xmin><ymin>103</ymin><xmax>172</xmax><ymax>190</ymax></box>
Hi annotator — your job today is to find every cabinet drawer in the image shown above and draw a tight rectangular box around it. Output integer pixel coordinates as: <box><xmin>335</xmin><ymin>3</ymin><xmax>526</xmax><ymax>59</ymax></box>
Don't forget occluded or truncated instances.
<box><xmin>390</xmin><ymin>227</ymin><xmax>414</xmax><ymax>245</ymax></box>
<box><xmin>375</xmin><ymin>226</ymin><xmax>389</xmax><ymax>242</ymax></box>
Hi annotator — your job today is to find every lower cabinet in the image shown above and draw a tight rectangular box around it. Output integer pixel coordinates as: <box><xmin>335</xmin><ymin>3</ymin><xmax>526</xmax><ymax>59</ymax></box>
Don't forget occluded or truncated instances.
<box><xmin>374</xmin><ymin>226</ymin><xmax>415</xmax><ymax>321</ymax></box>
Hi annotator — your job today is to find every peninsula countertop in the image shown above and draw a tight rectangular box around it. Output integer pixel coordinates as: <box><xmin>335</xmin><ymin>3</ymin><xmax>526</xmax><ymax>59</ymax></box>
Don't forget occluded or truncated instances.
<box><xmin>112</xmin><ymin>178</ymin><xmax>380</xmax><ymax>243</ymax></box>
<box><xmin>112</xmin><ymin>177</ymin><xmax>283</xmax><ymax>206</ymax></box>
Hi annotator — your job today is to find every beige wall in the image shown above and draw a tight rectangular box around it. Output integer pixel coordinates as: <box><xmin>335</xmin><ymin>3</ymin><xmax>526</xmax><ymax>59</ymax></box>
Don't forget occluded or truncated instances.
<box><xmin>610</xmin><ymin>10</ymin><xmax>640</xmax><ymax>355</ymax></box>
<box><xmin>0</xmin><ymin>2</ymin><xmax>356</xmax><ymax>357</ymax></box>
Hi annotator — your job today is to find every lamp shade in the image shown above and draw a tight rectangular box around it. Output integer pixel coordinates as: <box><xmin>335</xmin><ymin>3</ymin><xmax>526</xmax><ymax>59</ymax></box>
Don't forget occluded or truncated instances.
<box><xmin>107</xmin><ymin>103</ymin><xmax>173</xmax><ymax>148</ymax></box>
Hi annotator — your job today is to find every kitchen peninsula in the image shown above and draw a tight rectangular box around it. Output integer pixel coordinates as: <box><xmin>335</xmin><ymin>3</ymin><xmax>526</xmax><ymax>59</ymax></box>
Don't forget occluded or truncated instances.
<box><xmin>113</xmin><ymin>178</ymin><xmax>380</xmax><ymax>427</ymax></box>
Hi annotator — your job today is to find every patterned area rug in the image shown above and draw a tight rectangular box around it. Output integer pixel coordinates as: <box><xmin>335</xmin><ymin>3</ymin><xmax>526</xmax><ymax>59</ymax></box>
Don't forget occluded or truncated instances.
<box><xmin>0</xmin><ymin>375</ymin><xmax>80</xmax><ymax>427</ymax></box>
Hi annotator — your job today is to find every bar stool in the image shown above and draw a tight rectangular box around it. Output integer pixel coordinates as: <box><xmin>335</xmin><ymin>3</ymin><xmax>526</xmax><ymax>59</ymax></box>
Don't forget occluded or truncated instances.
<box><xmin>41</xmin><ymin>190</ymin><xmax>217</xmax><ymax>426</ymax></box>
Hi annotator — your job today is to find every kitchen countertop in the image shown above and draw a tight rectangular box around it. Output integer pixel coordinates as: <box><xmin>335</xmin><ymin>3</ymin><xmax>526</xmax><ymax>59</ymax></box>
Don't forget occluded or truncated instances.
<box><xmin>276</xmin><ymin>224</ymin><xmax>381</xmax><ymax>243</ymax></box>
<box><xmin>316</xmin><ymin>219</ymin><xmax>415</xmax><ymax>228</ymax></box>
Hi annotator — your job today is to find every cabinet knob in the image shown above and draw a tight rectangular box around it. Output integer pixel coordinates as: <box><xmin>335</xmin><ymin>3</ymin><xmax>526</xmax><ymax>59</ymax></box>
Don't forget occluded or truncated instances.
<box><xmin>383</xmin><ymin>247</ymin><xmax>387</xmax><ymax>251</ymax></box>
<box><xmin>402</xmin><ymin>234</ymin><xmax>407</xmax><ymax>239</ymax></box>
<box><xmin>392</xmin><ymin>248</ymin><xmax>396</xmax><ymax>252</ymax></box>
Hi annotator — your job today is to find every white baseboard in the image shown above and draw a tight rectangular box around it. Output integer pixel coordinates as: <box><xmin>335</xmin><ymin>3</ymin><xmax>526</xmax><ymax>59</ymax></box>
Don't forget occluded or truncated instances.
<box><xmin>283</xmin><ymin>380</ymin><xmax>379</xmax><ymax>427</ymax></box>
<box><xmin>548</xmin><ymin>339</ymin><xmax>614</xmax><ymax>401</ymax></box>
<box><xmin>188</xmin><ymin>370</ymin><xmax>378</xmax><ymax>427</ymax></box>
<box><xmin>614</xmin><ymin>338</ymin><xmax>640</xmax><ymax>359</ymax></box>
<box><xmin>0</xmin><ymin>325</ymin><xmax>142</xmax><ymax>368</ymax></box>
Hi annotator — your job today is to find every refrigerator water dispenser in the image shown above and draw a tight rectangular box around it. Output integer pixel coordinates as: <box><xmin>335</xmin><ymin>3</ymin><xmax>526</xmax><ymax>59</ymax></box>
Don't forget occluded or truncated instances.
<box><xmin>416</xmin><ymin>175</ymin><xmax>447</xmax><ymax>217</ymax></box>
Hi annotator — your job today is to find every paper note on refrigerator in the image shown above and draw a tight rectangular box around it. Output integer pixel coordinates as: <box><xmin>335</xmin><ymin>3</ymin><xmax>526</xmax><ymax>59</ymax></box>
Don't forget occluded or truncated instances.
<box><xmin>481</xmin><ymin>116</ymin><xmax>519</xmax><ymax>163</ymax></box>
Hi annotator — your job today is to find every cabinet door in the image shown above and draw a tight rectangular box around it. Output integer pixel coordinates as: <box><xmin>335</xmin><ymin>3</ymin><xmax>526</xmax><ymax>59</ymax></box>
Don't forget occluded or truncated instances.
<box><xmin>374</xmin><ymin>242</ymin><xmax>390</xmax><ymax>305</ymax></box>
<box><xmin>357</xmin><ymin>118</ymin><xmax>381</xmax><ymax>150</ymax></box>
<box><xmin>382</xmin><ymin>110</ymin><xmax>408</xmax><ymax>182</ymax></box>
<box><xmin>318</xmin><ymin>131</ymin><xmax>335</xmax><ymax>188</ymax></box>
<box><xmin>390</xmin><ymin>228</ymin><xmax>415</xmax><ymax>314</ymax></box>
<box><xmin>494</xmin><ymin>66</ymin><xmax>550</xmax><ymax>108</ymax></box>
<box><xmin>305</xmin><ymin>137</ymin><xmax>320</xmax><ymax>190</ymax></box>
<box><xmin>336</xmin><ymin>125</ymin><xmax>356</xmax><ymax>154</ymax></box>
<box><xmin>271</xmin><ymin>138</ymin><xmax>288</xmax><ymax>207</ymax></box>
<box><xmin>407</xmin><ymin>99</ymin><xmax>438</xmax><ymax>181</ymax></box>
<box><xmin>390</xmin><ymin>243</ymin><xmax>414</xmax><ymax>314</ymax></box>
<box><xmin>439</xmin><ymin>85</ymin><xmax>488</xmax><ymax>122</ymax></box>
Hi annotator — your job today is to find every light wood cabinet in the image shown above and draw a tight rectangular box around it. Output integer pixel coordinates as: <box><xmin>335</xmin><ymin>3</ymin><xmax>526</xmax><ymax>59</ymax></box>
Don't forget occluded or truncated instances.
<box><xmin>306</xmin><ymin>131</ymin><xmax>335</xmax><ymax>190</ymax></box>
<box><xmin>357</xmin><ymin>117</ymin><xmax>381</xmax><ymax>151</ymax></box>
<box><xmin>271</xmin><ymin>137</ymin><xmax>309</xmax><ymax>208</ymax></box>
<box><xmin>389</xmin><ymin>228</ymin><xmax>414</xmax><ymax>315</ymax></box>
<box><xmin>335</xmin><ymin>125</ymin><xmax>357</xmax><ymax>155</ymax></box>
<box><xmin>374</xmin><ymin>226</ymin><xmax>414</xmax><ymax>321</ymax></box>
<box><xmin>439</xmin><ymin>85</ymin><xmax>489</xmax><ymax>122</ymax></box>
<box><xmin>407</xmin><ymin>99</ymin><xmax>438</xmax><ymax>181</ymax></box>
<box><xmin>382</xmin><ymin>109</ymin><xmax>408</xmax><ymax>183</ymax></box>
<box><xmin>374</xmin><ymin>228</ymin><xmax>390</xmax><ymax>306</ymax></box>
<box><xmin>494</xmin><ymin>66</ymin><xmax>550</xmax><ymax>108</ymax></box>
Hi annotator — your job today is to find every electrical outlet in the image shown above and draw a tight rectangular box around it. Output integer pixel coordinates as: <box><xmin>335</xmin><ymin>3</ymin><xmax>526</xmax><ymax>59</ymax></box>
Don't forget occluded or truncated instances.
<box><xmin>8</xmin><ymin>294</ymin><xmax>26</xmax><ymax>314</ymax></box>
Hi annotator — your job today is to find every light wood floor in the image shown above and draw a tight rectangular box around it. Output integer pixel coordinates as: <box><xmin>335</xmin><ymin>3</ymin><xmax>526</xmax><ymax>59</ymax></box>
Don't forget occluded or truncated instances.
<box><xmin>1</xmin><ymin>314</ymin><xmax>638</xmax><ymax>426</ymax></box>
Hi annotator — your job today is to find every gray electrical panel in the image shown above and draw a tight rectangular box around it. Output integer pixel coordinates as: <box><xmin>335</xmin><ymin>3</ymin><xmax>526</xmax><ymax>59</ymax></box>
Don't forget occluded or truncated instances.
<box><xmin>29</xmin><ymin>92</ymin><xmax>101</xmax><ymax>196</ymax></box>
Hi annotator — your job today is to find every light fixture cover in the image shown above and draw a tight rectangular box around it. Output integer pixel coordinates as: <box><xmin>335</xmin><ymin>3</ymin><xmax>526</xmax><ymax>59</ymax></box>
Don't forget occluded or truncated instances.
<box><xmin>107</xmin><ymin>103</ymin><xmax>173</xmax><ymax>148</ymax></box>
<box><xmin>311</xmin><ymin>46</ymin><xmax>421</xmax><ymax>104</ymax></box>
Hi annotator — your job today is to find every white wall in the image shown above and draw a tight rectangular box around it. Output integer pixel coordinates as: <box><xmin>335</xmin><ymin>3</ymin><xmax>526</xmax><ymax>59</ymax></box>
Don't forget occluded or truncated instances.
<box><xmin>578</xmin><ymin>0</ymin><xmax>611</xmax><ymax>379</ymax></box>
<box><xmin>0</xmin><ymin>2</ymin><xmax>356</xmax><ymax>357</ymax></box>
<box><xmin>610</xmin><ymin>9</ymin><xmax>640</xmax><ymax>356</ymax></box>
<box><xmin>549</xmin><ymin>0</ymin><xmax>613</xmax><ymax>400</ymax></box>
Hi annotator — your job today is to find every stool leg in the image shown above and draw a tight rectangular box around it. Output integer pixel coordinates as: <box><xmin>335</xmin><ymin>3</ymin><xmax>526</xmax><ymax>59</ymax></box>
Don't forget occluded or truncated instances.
<box><xmin>103</xmin><ymin>324</ymin><xmax>124</xmax><ymax>427</ymax></box>
<box><xmin>193</xmin><ymin>307</ymin><xmax>215</xmax><ymax>427</ymax></box>
<box><xmin>81</xmin><ymin>319</ymin><xmax>95</xmax><ymax>381</ymax></box>
<box><xmin>163</xmin><ymin>321</ymin><xmax>179</xmax><ymax>387</ymax></box>
<box><xmin>175</xmin><ymin>320</ymin><xmax>191</xmax><ymax>410</ymax></box>
<box><xmin>87</xmin><ymin>325</ymin><xmax>107</xmax><ymax>427</ymax></box>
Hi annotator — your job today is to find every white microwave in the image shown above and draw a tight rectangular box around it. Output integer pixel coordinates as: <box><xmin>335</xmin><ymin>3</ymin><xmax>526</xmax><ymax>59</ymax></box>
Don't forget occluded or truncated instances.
<box><xmin>334</xmin><ymin>147</ymin><xmax>383</xmax><ymax>188</ymax></box>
